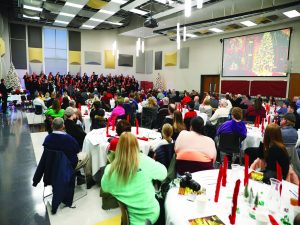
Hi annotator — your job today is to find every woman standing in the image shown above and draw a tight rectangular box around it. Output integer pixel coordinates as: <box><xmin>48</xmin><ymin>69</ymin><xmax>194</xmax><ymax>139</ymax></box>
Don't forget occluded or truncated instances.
<box><xmin>101</xmin><ymin>132</ymin><xmax>167</xmax><ymax>224</ymax></box>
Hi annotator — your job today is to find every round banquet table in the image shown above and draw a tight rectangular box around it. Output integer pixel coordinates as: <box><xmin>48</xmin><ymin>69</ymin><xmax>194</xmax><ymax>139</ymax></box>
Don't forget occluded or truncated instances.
<box><xmin>241</xmin><ymin>125</ymin><xmax>263</xmax><ymax>150</ymax></box>
<box><xmin>80</xmin><ymin>105</ymin><xmax>111</xmax><ymax>133</ymax></box>
<box><xmin>82</xmin><ymin>126</ymin><xmax>162</xmax><ymax>175</ymax></box>
<box><xmin>181</xmin><ymin>109</ymin><xmax>208</xmax><ymax>125</ymax></box>
<box><xmin>165</xmin><ymin>169</ymin><xmax>297</xmax><ymax>225</ymax></box>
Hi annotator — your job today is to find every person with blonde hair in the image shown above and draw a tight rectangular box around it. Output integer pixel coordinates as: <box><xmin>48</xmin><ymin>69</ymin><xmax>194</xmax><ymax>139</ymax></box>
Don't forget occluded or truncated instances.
<box><xmin>151</xmin><ymin>123</ymin><xmax>173</xmax><ymax>152</ymax></box>
<box><xmin>101</xmin><ymin>132</ymin><xmax>167</xmax><ymax>225</ymax></box>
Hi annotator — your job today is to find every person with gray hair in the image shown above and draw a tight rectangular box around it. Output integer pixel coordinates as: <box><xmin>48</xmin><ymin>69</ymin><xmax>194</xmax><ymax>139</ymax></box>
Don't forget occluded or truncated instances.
<box><xmin>209</xmin><ymin>99</ymin><xmax>230</xmax><ymax>125</ymax></box>
<box><xmin>43</xmin><ymin>117</ymin><xmax>95</xmax><ymax>189</ymax></box>
<box><xmin>33</xmin><ymin>91</ymin><xmax>47</xmax><ymax>110</ymax></box>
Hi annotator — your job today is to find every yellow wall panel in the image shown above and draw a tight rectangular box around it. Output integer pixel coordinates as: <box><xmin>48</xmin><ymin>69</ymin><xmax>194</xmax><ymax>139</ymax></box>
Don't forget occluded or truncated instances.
<box><xmin>164</xmin><ymin>52</ymin><xmax>177</xmax><ymax>66</ymax></box>
<box><xmin>104</xmin><ymin>50</ymin><xmax>115</xmax><ymax>69</ymax></box>
<box><xmin>87</xmin><ymin>0</ymin><xmax>108</xmax><ymax>9</ymax></box>
<box><xmin>0</xmin><ymin>38</ymin><xmax>5</xmax><ymax>57</ymax></box>
<box><xmin>69</xmin><ymin>51</ymin><xmax>81</xmax><ymax>65</ymax></box>
<box><xmin>28</xmin><ymin>47</ymin><xmax>42</xmax><ymax>63</ymax></box>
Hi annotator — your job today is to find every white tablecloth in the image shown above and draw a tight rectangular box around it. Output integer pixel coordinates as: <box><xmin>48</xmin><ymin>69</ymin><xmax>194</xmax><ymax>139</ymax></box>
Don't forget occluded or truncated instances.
<box><xmin>82</xmin><ymin>127</ymin><xmax>161</xmax><ymax>175</ymax></box>
<box><xmin>241</xmin><ymin>126</ymin><xmax>263</xmax><ymax>150</ymax></box>
<box><xmin>181</xmin><ymin>109</ymin><xmax>208</xmax><ymax>125</ymax></box>
<box><xmin>7</xmin><ymin>94</ymin><xmax>23</xmax><ymax>102</ymax></box>
<box><xmin>165</xmin><ymin>169</ymin><xmax>297</xmax><ymax>225</ymax></box>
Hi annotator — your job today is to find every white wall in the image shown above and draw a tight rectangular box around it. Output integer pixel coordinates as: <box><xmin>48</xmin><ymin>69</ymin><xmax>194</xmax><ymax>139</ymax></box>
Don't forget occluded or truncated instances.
<box><xmin>81</xmin><ymin>30</ymin><xmax>152</xmax><ymax>81</ymax></box>
<box><xmin>0</xmin><ymin>13</ymin><xmax>11</xmax><ymax>79</ymax></box>
<box><xmin>145</xmin><ymin>20</ymin><xmax>300</xmax><ymax>92</ymax></box>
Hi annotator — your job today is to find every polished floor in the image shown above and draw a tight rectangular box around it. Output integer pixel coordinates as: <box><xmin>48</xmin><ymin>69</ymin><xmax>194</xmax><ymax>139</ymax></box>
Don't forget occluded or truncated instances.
<box><xmin>0</xmin><ymin>110</ymin><xmax>50</xmax><ymax>225</ymax></box>
<box><xmin>0</xmin><ymin>109</ymin><xmax>120</xmax><ymax>225</ymax></box>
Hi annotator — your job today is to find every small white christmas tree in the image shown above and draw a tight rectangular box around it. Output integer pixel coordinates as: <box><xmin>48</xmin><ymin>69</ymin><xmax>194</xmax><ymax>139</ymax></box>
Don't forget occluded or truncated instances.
<box><xmin>6</xmin><ymin>63</ymin><xmax>21</xmax><ymax>90</ymax></box>
<box><xmin>154</xmin><ymin>73</ymin><xmax>164</xmax><ymax>90</ymax></box>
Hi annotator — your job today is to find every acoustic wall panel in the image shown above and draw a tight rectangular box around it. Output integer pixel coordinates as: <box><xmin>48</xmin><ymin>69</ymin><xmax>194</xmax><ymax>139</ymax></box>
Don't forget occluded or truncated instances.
<box><xmin>28</xmin><ymin>26</ymin><xmax>42</xmax><ymax>48</ymax></box>
<box><xmin>10</xmin><ymin>24</ymin><xmax>26</xmax><ymax>39</ymax></box>
<box><xmin>69</xmin><ymin>31</ymin><xmax>81</xmax><ymax>51</ymax></box>
<box><xmin>10</xmin><ymin>24</ymin><xmax>27</xmax><ymax>69</ymax></box>
<box><xmin>145</xmin><ymin>50</ymin><xmax>153</xmax><ymax>74</ymax></box>
<box><xmin>221</xmin><ymin>80</ymin><xmax>250</xmax><ymax>95</ymax></box>
<box><xmin>118</xmin><ymin>54</ymin><xmax>133</xmax><ymax>67</ymax></box>
<box><xmin>180</xmin><ymin>47</ymin><xmax>189</xmax><ymax>69</ymax></box>
<box><xmin>69</xmin><ymin>51</ymin><xmax>81</xmax><ymax>65</ymax></box>
<box><xmin>104</xmin><ymin>50</ymin><xmax>115</xmax><ymax>69</ymax></box>
<box><xmin>85</xmin><ymin>51</ymin><xmax>101</xmax><ymax>65</ymax></box>
<box><xmin>164</xmin><ymin>52</ymin><xmax>177</xmax><ymax>66</ymax></box>
<box><xmin>155</xmin><ymin>51</ymin><xmax>162</xmax><ymax>70</ymax></box>
<box><xmin>136</xmin><ymin>51</ymin><xmax>145</xmax><ymax>73</ymax></box>
<box><xmin>250</xmin><ymin>81</ymin><xmax>287</xmax><ymax>98</ymax></box>
<box><xmin>28</xmin><ymin>48</ymin><xmax>43</xmax><ymax>63</ymax></box>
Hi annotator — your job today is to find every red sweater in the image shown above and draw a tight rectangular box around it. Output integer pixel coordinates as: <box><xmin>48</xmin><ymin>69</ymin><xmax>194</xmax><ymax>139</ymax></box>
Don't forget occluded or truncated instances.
<box><xmin>184</xmin><ymin>110</ymin><xmax>197</xmax><ymax>120</ymax></box>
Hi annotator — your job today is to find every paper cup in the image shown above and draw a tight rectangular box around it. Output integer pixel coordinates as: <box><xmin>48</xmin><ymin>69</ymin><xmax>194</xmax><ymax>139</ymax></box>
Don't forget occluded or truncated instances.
<box><xmin>256</xmin><ymin>212</ymin><xmax>268</xmax><ymax>225</ymax></box>
<box><xmin>196</xmin><ymin>195</ymin><xmax>207</xmax><ymax>212</ymax></box>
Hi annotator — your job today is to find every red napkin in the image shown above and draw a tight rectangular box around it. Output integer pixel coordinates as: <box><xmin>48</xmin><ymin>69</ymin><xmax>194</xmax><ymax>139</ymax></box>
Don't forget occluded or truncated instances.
<box><xmin>135</xmin><ymin>118</ymin><xmax>139</xmax><ymax>135</ymax></box>
<box><xmin>244</xmin><ymin>154</ymin><xmax>249</xmax><ymax>186</ymax></box>
<box><xmin>137</xmin><ymin>137</ymin><xmax>149</xmax><ymax>141</ymax></box>
<box><xmin>106</xmin><ymin>118</ymin><xmax>110</xmax><ymax>137</ymax></box>
<box><xmin>268</xmin><ymin>215</ymin><xmax>280</xmax><ymax>225</ymax></box>
<box><xmin>276</xmin><ymin>162</ymin><xmax>282</xmax><ymax>195</ymax></box>
<box><xmin>112</xmin><ymin>118</ymin><xmax>115</xmax><ymax>131</ymax></box>
<box><xmin>266</xmin><ymin>104</ymin><xmax>270</xmax><ymax>114</ymax></box>
<box><xmin>126</xmin><ymin>114</ymin><xmax>130</xmax><ymax>122</ymax></box>
<box><xmin>222</xmin><ymin>155</ymin><xmax>228</xmax><ymax>187</ymax></box>
<box><xmin>214</xmin><ymin>165</ymin><xmax>223</xmax><ymax>203</ymax></box>
<box><xmin>229</xmin><ymin>179</ymin><xmax>241</xmax><ymax>225</ymax></box>
<box><xmin>261</xmin><ymin>118</ymin><xmax>265</xmax><ymax>134</ymax></box>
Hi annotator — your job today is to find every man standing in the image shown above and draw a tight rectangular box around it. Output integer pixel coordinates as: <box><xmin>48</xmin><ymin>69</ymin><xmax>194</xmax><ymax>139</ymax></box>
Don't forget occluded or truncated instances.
<box><xmin>43</xmin><ymin>118</ymin><xmax>95</xmax><ymax>189</ymax></box>
<box><xmin>0</xmin><ymin>79</ymin><xmax>12</xmax><ymax>113</ymax></box>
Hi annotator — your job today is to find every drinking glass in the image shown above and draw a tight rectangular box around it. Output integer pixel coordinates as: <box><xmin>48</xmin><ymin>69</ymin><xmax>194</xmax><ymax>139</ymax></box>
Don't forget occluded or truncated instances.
<box><xmin>268</xmin><ymin>178</ymin><xmax>281</xmax><ymax>213</ymax></box>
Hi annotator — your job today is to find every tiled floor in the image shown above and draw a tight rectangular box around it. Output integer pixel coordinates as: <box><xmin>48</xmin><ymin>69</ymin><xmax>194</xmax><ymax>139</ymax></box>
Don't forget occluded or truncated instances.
<box><xmin>0</xmin><ymin>109</ymin><xmax>120</xmax><ymax>225</ymax></box>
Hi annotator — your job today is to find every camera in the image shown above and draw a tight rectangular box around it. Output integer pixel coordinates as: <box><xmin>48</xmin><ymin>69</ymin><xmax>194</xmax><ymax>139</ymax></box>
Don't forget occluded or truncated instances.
<box><xmin>179</xmin><ymin>172</ymin><xmax>201</xmax><ymax>192</ymax></box>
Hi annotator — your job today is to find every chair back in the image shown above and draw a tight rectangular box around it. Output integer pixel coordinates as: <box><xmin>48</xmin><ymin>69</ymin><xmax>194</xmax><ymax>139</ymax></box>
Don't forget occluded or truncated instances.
<box><xmin>35</xmin><ymin>104</ymin><xmax>43</xmax><ymax>115</ymax></box>
<box><xmin>216</xmin><ymin>117</ymin><xmax>229</xmax><ymax>128</ymax></box>
<box><xmin>156</xmin><ymin>108</ymin><xmax>169</xmax><ymax>129</ymax></box>
<box><xmin>155</xmin><ymin>143</ymin><xmax>175</xmax><ymax>169</ymax></box>
<box><xmin>118</xmin><ymin>201</ymin><xmax>129</xmax><ymax>225</ymax></box>
<box><xmin>141</xmin><ymin>107</ymin><xmax>157</xmax><ymax>129</ymax></box>
<box><xmin>217</xmin><ymin>133</ymin><xmax>241</xmax><ymax>155</ymax></box>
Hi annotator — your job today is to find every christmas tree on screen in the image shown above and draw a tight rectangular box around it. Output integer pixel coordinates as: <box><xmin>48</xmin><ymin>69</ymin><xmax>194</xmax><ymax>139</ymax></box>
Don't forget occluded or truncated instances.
<box><xmin>154</xmin><ymin>73</ymin><xmax>164</xmax><ymax>90</ymax></box>
<box><xmin>6</xmin><ymin>63</ymin><xmax>21</xmax><ymax>90</ymax></box>
<box><xmin>253</xmin><ymin>32</ymin><xmax>274</xmax><ymax>76</ymax></box>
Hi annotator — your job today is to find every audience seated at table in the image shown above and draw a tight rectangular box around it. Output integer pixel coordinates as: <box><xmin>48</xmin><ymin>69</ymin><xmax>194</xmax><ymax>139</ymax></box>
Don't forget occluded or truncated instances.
<box><xmin>240</xmin><ymin>95</ymin><xmax>253</xmax><ymax>109</ymax></box>
<box><xmin>109</xmin><ymin>97</ymin><xmax>125</xmax><ymax>124</ymax></box>
<box><xmin>281</xmin><ymin>113</ymin><xmax>298</xmax><ymax>147</ymax></box>
<box><xmin>45</xmin><ymin>99</ymin><xmax>64</xmax><ymax>118</ymax></box>
<box><xmin>150</xmin><ymin>123</ymin><xmax>173</xmax><ymax>153</ymax></box>
<box><xmin>61</xmin><ymin>96</ymin><xmax>70</xmax><ymax>110</ymax></box>
<box><xmin>199</xmin><ymin>97</ymin><xmax>213</xmax><ymax>118</ymax></box>
<box><xmin>209</xmin><ymin>99</ymin><xmax>230</xmax><ymax>125</ymax></box>
<box><xmin>90</xmin><ymin>101</ymin><xmax>105</xmax><ymax>130</ymax></box>
<box><xmin>250</xmin><ymin>124</ymin><xmax>290</xmax><ymax>181</ymax></box>
<box><xmin>245</xmin><ymin>98</ymin><xmax>266</xmax><ymax>122</ymax></box>
<box><xmin>193</xmin><ymin>96</ymin><xmax>200</xmax><ymax>110</ymax></box>
<box><xmin>33</xmin><ymin>92</ymin><xmax>47</xmax><ymax>111</ymax></box>
<box><xmin>101</xmin><ymin>132</ymin><xmax>167</xmax><ymax>225</ymax></box>
<box><xmin>288</xmin><ymin>103</ymin><xmax>300</xmax><ymax>130</ymax></box>
<box><xmin>108</xmin><ymin>120</ymin><xmax>132</xmax><ymax>152</ymax></box>
<box><xmin>225</xmin><ymin>93</ymin><xmax>233</xmax><ymax>110</ymax></box>
<box><xmin>217</xmin><ymin>107</ymin><xmax>247</xmax><ymax>141</ymax></box>
<box><xmin>161</xmin><ymin>104</ymin><xmax>176</xmax><ymax>129</ymax></box>
<box><xmin>175</xmin><ymin>116</ymin><xmax>217</xmax><ymax>163</ymax></box>
<box><xmin>42</xmin><ymin>118</ymin><xmax>95</xmax><ymax>189</ymax></box>
<box><xmin>181</xmin><ymin>92</ymin><xmax>191</xmax><ymax>107</ymax></box>
<box><xmin>64</xmin><ymin>107</ymin><xmax>86</xmax><ymax>149</ymax></box>
<box><xmin>276</xmin><ymin>100</ymin><xmax>289</xmax><ymax>116</ymax></box>
<box><xmin>172</xmin><ymin>110</ymin><xmax>186</xmax><ymax>140</ymax></box>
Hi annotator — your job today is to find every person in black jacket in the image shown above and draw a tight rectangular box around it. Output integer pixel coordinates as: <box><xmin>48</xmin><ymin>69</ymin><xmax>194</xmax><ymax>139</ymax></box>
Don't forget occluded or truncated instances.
<box><xmin>0</xmin><ymin>79</ymin><xmax>12</xmax><ymax>113</ymax></box>
<box><xmin>64</xmin><ymin>107</ymin><xmax>86</xmax><ymax>149</ymax></box>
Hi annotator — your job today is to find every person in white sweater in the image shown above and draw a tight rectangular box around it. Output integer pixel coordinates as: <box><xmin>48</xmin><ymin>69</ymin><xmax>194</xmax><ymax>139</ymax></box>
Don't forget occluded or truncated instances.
<box><xmin>209</xmin><ymin>99</ymin><xmax>230</xmax><ymax>125</ymax></box>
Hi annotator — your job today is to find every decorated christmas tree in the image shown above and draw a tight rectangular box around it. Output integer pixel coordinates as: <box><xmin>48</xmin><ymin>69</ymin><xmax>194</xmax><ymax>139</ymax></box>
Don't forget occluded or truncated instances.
<box><xmin>244</xmin><ymin>184</ymin><xmax>249</xmax><ymax>198</ymax></box>
<box><xmin>154</xmin><ymin>73</ymin><xmax>164</xmax><ymax>90</ymax></box>
<box><xmin>254</xmin><ymin>193</ymin><xmax>259</xmax><ymax>208</ymax></box>
<box><xmin>253</xmin><ymin>32</ymin><xmax>275</xmax><ymax>76</ymax></box>
<box><xmin>5</xmin><ymin>63</ymin><xmax>21</xmax><ymax>90</ymax></box>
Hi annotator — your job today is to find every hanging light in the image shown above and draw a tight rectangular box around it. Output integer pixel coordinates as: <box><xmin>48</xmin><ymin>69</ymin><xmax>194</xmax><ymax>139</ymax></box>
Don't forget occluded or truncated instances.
<box><xmin>183</xmin><ymin>26</ymin><xmax>186</xmax><ymax>42</ymax></box>
<box><xmin>177</xmin><ymin>23</ymin><xmax>180</xmax><ymax>50</ymax></box>
<box><xmin>141</xmin><ymin>40</ymin><xmax>145</xmax><ymax>53</ymax></box>
<box><xmin>197</xmin><ymin>0</ymin><xmax>203</xmax><ymax>9</ymax></box>
<box><xmin>184</xmin><ymin>0</ymin><xmax>191</xmax><ymax>17</ymax></box>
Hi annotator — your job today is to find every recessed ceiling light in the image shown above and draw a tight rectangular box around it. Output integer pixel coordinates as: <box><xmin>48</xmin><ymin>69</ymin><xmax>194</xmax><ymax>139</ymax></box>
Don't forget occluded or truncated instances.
<box><xmin>81</xmin><ymin>25</ymin><xmax>95</xmax><ymax>29</ymax></box>
<box><xmin>55</xmin><ymin>20</ymin><xmax>69</xmax><ymax>24</ymax></box>
<box><xmin>196</xmin><ymin>0</ymin><xmax>203</xmax><ymax>9</ymax></box>
<box><xmin>65</xmin><ymin>2</ymin><xmax>84</xmax><ymax>8</ymax></box>
<box><xmin>240</xmin><ymin>21</ymin><xmax>257</xmax><ymax>27</ymax></box>
<box><xmin>104</xmin><ymin>21</ymin><xmax>123</xmax><ymax>26</ymax></box>
<box><xmin>283</xmin><ymin>10</ymin><xmax>300</xmax><ymax>18</ymax></box>
<box><xmin>111</xmin><ymin>0</ymin><xmax>127</xmax><ymax>4</ymax></box>
<box><xmin>23</xmin><ymin>5</ymin><xmax>43</xmax><ymax>12</ymax></box>
<box><xmin>23</xmin><ymin>14</ymin><xmax>40</xmax><ymax>20</ymax></box>
<box><xmin>99</xmin><ymin>9</ymin><xmax>115</xmax><ymax>15</ymax></box>
<box><xmin>59</xmin><ymin>12</ymin><xmax>76</xmax><ymax>17</ymax></box>
<box><xmin>154</xmin><ymin>0</ymin><xmax>167</xmax><ymax>4</ymax></box>
<box><xmin>130</xmin><ymin>8</ymin><xmax>148</xmax><ymax>15</ymax></box>
<box><xmin>209</xmin><ymin>28</ymin><xmax>223</xmax><ymax>33</ymax></box>
<box><xmin>186</xmin><ymin>33</ymin><xmax>197</xmax><ymax>38</ymax></box>
<box><xmin>90</xmin><ymin>18</ymin><xmax>104</xmax><ymax>22</ymax></box>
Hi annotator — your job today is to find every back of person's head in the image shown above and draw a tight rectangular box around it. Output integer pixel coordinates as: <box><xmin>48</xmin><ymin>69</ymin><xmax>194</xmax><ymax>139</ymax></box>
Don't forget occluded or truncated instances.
<box><xmin>294</xmin><ymin>213</ymin><xmax>300</xmax><ymax>225</ymax></box>
<box><xmin>173</xmin><ymin>110</ymin><xmax>183</xmax><ymax>124</ymax></box>
<box><xmin>62</xmin><ymin>96</ymin><xmax>69</xmax><ymax>105</ymax></box>
<box><xmin>162</xmin><ymin>97</ymin><xmax>169</xmax><ymax>105</ymax></box>
<box><xmin>34</xmin><ymin>92</ymin><xmax>39</xmax><ymax>98</ymax></box>
<box><xmin>93</xmin><ymin>100</ymin><xmax>101</xmax><ymax>110</ymax></box>
<box><xmin>162</xmin><ymin>123</ymin><xmax>173</xmax><ymax>142</ymax></box>
<box><xmin>264</xmin><ymin>123</ymin><xmax>286</xmax><ymax>154</ymax></box>
<box><xmin>116</xmin><ymin>97</ymin><xmax>124</xmax><ymax>105</ymax></box>
<box><xmin>1</xmin><ymin>78</ymin><xmax>4</xmax><ymax>83</ymax></box>
<box><xmin>188</xmin><ymin>101</ymin><xmax>195</xmax><ymax>110</ymax></box>
<box><xmin>124</xmin><ymin>97</ymin><xmax>130</xmax><ymax>103</ymax></box>
<box><xmin>190</xmin><ymin>116</ymin><xmax>204</xmax><ymax>135</ymax></box>
<box><xmin>194</xmin><ymin>96</ymin><xmax>199</xmax><ymax>102</ymax></box>
<box><xmin>254</xmin><ymin>99</ymin><xmax>262</xmax><ymax>110</ymax></box>
<box><xmin>232</xmin><ymin>107</ymin><xmax>243</xmax><ymax>121</ymax></box>
<box><xmin>69</xmin><ymin>100</ymin><xmax>76</xmax><ymax>108</ymax></box>
<box><xmin>147</xmin><ymin>97</ymin><xmax>157</xmax><ymax>107</ymax></box>
<box><xmin>109</xmin><ymin>132</ymin><xmax>139</xmax><ymax>184</ymax></box>
<box><xmin>219</xmin><ymin>99</ymin><xmax>228</xmax><ymax>108</ymax></box>
<box><xmin>52</xmin><ymin>99</ymin><xmax>61</xmax><ymax>113</ymax></box>
<box><xmin>95</xmin><ymin>108</ymin><xmax>105</xmax><ymax>118</ymax></box>
<box><xmin>283</xmin><ymin>113</ymin><xmax>296</xmax><ymax>127</ymax></box>
<box><xmin>52</xmin><ymin>117</ymin><xmax>64</xmax><ymax>131</ymax></box>
<box><xmin>116</xmin><ymin>120</ymin><xmax>131</xmax><ymax>136</ymax></box>
<box><xmin>168</xmin><ymin>104</ymin><xmax>176</xmax><ymax>114</ymax></box>
<box><xmin>64</xmin><ymin>107</ymin><xmax>76</xmax><ymax>119</ymax></box>
<box><xmin>204</xmin><ymin>97</ymin><xmax>210</xmax><ymax>106</ymax></box>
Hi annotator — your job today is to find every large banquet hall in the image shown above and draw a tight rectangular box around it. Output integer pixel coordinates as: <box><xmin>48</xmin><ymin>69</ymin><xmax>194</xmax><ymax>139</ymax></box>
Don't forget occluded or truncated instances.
<box><xmin>1</xmin><ymin>0</ymin><xmax>300</xmax><ymax>224</ymax></box>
